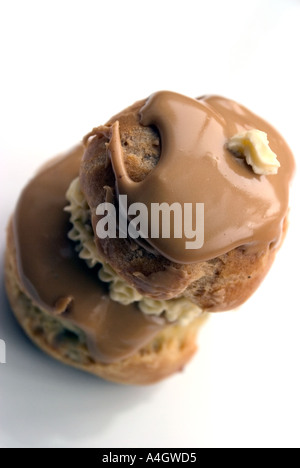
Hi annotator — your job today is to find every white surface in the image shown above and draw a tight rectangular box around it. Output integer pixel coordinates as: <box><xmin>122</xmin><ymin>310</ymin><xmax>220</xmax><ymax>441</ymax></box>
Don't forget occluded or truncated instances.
<box><xmin>0</xmin><ymin>0</ymin><xmax>300</xmax><ymax>448</ymax></box>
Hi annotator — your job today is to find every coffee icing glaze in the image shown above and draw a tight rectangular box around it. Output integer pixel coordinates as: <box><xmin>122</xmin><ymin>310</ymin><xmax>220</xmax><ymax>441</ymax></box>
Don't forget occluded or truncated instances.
<box><xmin>13</xmin><ymin>146</ymin><xmax>165</xmax><ymax>363</ymax></box>
<box><xmin>108</xmin><ymin>91</ymin><xmax>295</xmax><ymax>263</ymax></box>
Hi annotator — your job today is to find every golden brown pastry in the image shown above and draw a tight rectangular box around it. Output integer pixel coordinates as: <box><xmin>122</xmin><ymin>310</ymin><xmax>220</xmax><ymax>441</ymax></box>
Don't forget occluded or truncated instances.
<box><xmin>5</xmin><ymin>216</ymin><xmax>207</xmax><ymax>385</ymax></box>
<box><xmin>80</xmin><ymin>92</ymin><xmax>294</xmax><ymax>311</ymax></box>
<box><xmin>5</xmin><ymin>91</ymin><xmax>295</xmax><ymax>385</ymax></box>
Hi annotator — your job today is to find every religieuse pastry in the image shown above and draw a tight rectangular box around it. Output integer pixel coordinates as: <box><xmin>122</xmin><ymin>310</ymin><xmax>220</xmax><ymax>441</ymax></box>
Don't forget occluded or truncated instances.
<box><xmin>5</xmin><ymin>91</ymin><xmax>295</xmax><ymax>385</ymax></box>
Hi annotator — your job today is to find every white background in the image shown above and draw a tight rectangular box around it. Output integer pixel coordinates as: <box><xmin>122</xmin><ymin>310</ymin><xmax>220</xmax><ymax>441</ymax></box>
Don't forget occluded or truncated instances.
<box><xmin>0</xmin><ymin>0</ymin><xmax>299</xmax><ymax>448</ymax></box>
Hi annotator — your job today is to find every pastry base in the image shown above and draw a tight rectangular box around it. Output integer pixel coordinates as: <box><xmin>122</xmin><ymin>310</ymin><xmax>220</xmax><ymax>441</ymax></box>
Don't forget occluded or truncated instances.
<box><xmin>5</xmin><ymin>222</ymin><xmax>208</xmax><ymax>385</ymax></box>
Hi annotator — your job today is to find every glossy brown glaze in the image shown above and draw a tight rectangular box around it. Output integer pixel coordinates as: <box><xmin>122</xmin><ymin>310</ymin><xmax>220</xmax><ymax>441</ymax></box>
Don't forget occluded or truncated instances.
<box><xmin>108</xmin><ymin>91</ymin><xmax>295</xmax><ymax>263</ymax></box>
<box><xmin>13</xmin><ymin>146</ymin><xmax>165</xmax><ymax>363</ymax></box>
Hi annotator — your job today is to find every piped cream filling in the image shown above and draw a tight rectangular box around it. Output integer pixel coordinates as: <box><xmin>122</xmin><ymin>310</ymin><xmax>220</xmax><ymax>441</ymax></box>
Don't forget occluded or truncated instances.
<box><xmin>65</xmin><ymin>178</ymin><xmax>202</xmax><ymax>325</ymax></box>
<box><xmin>227</xmin><ymin>129</ymin><xmax>280</xmax><ymax>175</ymax></box>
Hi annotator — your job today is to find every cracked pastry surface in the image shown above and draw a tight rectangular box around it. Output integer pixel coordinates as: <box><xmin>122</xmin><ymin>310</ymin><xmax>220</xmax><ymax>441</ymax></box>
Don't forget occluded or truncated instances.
<box><xmin>65</xmin><ymin>177</ymin><xmax>202</xmax><ymax>325</ymax></box>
